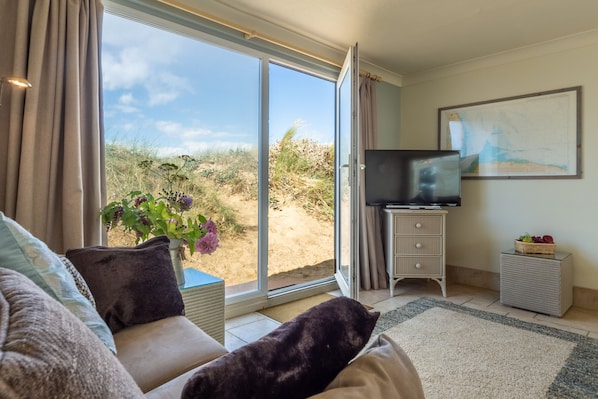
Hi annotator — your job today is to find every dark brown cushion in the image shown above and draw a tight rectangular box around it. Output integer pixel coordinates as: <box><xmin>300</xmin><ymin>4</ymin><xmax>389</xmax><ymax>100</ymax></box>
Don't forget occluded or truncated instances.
<box><xmin>66</xmin><ymin>236</ymin><xmax>185</xmax><ymax>334</ymax></box>
<box><xmin>181</xmin><ymin>296</ymin><xmax>380</xmax><ymax>399</ymax></box>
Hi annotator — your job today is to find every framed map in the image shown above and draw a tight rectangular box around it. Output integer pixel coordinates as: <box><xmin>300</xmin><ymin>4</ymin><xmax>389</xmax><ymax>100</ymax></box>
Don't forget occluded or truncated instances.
<box><xmin>438</xmin><ymin>87</ymin><xmax>581</xmax><ymax>179</ymax></box>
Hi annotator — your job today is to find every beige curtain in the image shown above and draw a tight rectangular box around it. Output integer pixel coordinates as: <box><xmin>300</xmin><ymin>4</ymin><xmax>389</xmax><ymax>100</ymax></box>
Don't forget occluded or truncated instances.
<box><xmin>0</xmin><ymin>0</ymin><xmax>105</xmax><ymax>253</ymax></box>
<box><xmin>358</xmin><ymin>76</ymin><xmax>387</xmax><ymax>290</ymax></box>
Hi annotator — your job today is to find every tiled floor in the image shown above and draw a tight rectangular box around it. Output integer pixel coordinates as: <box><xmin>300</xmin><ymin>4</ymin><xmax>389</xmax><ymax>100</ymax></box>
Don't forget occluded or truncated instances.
<box><xmin>224</xmin><ymin>279</ymin><xmax>598</xmax><ymax>351</ymax></box>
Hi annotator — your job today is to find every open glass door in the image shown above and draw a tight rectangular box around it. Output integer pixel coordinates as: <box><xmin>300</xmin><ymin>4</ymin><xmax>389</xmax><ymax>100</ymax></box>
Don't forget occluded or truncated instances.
<box><xmin>334</xmin><ymin>44</ymin><xmax>359</xmax><ymax>299</ymax></box>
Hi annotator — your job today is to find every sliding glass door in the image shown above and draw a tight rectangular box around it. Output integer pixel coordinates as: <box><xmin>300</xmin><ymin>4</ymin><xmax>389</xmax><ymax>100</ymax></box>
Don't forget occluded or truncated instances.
<box><xmin>102</xmin><ymin>7</ymin><xmax>339</xmax><ymax>314</ymax></box>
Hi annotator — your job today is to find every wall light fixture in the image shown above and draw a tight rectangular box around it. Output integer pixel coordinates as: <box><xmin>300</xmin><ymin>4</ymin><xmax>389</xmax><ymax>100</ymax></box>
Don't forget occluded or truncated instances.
<box><xmin>0</xmin><ymin>76</ymin><xmax>32</xmax><ymax>107</ymax></box>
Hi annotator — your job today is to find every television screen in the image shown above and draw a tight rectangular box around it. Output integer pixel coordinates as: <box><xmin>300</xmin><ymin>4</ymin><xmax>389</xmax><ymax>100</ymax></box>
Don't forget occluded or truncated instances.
<box><xmin>365</xmin><ymin>150</ymin><xmax>461</xmax><ymax>207</ymax></box>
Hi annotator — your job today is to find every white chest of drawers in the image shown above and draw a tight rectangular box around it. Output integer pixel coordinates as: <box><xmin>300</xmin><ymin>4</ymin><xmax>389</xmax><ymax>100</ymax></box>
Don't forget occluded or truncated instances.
<box><xmin>383</xmin><ymin>209</ymin><xmax>447</xmax><ymax>297</ymax></box>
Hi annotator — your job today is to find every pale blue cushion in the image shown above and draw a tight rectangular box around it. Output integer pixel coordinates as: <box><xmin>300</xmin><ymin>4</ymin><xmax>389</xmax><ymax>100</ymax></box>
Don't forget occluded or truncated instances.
<box><xmin>0</xmin><ymin>211</ymin><xmax>116</xmax><ymax>353</ymax></box>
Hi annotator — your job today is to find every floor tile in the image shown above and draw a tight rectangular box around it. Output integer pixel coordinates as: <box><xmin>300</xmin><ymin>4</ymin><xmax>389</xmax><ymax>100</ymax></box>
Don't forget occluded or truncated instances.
<box><xmin>536</xmin><ymin>307</ymin><xmax>598</xmax><ymax>335</ymax></box>
<box><xmin>225</xmin><ymin>331</ymin><xmax>247</xmax><ymax>352</ymax></box>
<box><xmin>225</xmin><ymin>281</ymin><xmax>598</xmax><ymax>348</ymax></box>
<box><xmin>227</xmin><ymin>317</ymin><xmax>280</xmax><ymax>343</ymax></box>
<box><xmin>225</xmin><ymin>312</ymin><xmax>270</xmax><ymax>329</ymax></box>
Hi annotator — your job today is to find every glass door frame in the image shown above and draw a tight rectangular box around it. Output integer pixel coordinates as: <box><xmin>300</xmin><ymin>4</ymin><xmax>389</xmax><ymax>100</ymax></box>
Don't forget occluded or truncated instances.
<box><xmin>334</xmin><ymin>44</ymin><xmax>360</xmax><ymax>299</ymax></box>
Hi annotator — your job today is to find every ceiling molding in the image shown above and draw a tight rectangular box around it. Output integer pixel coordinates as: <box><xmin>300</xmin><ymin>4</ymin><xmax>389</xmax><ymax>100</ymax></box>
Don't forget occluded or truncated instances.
<box><xmin>403</xmin><ymin>29</ymin><xmax>598</xmax><ymax>86</ymax></box>
<box><xmin>160</xmin><ymin>0</ymin><xmax>403</xmax><ymax>85</ymax></box>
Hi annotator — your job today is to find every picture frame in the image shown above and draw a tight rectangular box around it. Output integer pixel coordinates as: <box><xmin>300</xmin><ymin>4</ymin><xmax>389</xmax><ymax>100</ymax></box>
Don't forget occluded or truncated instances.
<box><xmin>438</xmin><ymin>86</ymin><xmax>581</xmax><ymax>179</ymax></box>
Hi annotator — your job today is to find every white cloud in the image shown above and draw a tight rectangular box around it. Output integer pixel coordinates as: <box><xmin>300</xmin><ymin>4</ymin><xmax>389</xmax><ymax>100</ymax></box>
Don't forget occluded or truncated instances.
<box><xmin>155</xmin><ymin>120</ymin><xmax>182</xmax><ymax>135</ymax></box>
<box><xmin>154</xmin><ymin>120</ymin><xmax>249</xmax><ymax>140</ymax></box>
<box><xmin>157</xmin><ymin>141</ymin><xmax>255</xmax><ymax>157</ymax></box>
<box><xmin>146</xmin><ymin>71</ymin><xmax>190</xmax><ymax>106</ymax></box>
<box><xmin>102</xmin><ymin>13</ymin><xmax>191</xmax><ymax>106</ymax></box>
<box><xmin>102</xmin><ymin>49</ymin><xmax>150</xmax><ymax>90</ymax></box>
<box><xmin>119</xmin><ymin>93</ymin><xmax>135</xmax><ymax>105</ymax></box>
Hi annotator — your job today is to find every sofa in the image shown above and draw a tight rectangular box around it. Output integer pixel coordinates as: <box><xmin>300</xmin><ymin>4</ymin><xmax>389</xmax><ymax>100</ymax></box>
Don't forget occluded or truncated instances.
<box><xmin>0</xmin><ymin>211</ymin><xmax>424</xmax><ymax>398</ymax></box>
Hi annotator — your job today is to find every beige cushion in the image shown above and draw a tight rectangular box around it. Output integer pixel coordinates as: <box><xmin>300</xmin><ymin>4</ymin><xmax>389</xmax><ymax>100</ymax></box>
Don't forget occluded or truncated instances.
<box><xmin>308</xmin><ymin>334</ymin><xmax>425</xmax><ymax>399</ymax></box>
<box><xmin>114</xmin><ymin>315</ymin><xmax>228</xmax><ymax>393</ymax></box>
<box><xmin>0</xmin><ymin>267</ymin><xmax>144</xmax><ymax>398</ymax></box>
<box><xmin>145</xmin><ymin>367</ymin><xmax>201</xmax><ymax>399</ymax></box>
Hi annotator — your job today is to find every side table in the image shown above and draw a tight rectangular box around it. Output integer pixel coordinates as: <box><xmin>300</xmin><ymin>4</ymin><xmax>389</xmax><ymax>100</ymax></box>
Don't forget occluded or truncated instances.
<box><xmin>500</xmin><ymin>249</ymin><xmax>573</xmax><ymax>317</ymax></box>
<box><xmin>179</xmin><ymin>268</ymin><xmax>225</xmax><ymax>344</ymax></box>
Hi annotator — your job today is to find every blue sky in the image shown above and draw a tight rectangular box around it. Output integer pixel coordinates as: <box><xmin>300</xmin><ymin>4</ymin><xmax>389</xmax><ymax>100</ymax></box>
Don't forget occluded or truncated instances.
<box><xmin>102</xmin><ymin>13</ymin><xmax>335</xmax><ymax>156</ymax></box>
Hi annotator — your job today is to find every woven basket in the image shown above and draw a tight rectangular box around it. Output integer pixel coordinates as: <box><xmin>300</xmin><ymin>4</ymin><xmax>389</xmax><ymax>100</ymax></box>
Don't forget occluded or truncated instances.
<box><xmin>514</xmin><ymin>240</ymin><xmax>556</xmax><ymax>255</ymax></box>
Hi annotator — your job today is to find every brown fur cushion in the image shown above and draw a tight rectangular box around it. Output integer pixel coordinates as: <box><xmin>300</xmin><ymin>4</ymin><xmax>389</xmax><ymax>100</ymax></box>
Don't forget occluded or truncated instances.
<box><xmin>66</xmin><ymin>236</ymin><xmax>184</xmax><ymax>333</ymax></box>
<box><xmin>181</xmin><ymin>296</ymin><xmax>379</xmax><ymax>399</ymax></box>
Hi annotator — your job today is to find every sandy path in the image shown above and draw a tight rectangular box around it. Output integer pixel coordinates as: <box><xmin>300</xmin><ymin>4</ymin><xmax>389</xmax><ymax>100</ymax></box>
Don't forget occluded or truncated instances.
<box><xmin>109</xmin><ymin>197</ymin><xmax>334</xmax><ymax>287</ymax></box>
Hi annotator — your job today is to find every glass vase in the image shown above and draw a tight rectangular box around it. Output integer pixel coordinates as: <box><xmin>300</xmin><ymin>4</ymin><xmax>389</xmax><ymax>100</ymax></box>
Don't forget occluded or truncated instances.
<box><xmin>168</xmin><ymin>238</ymin><xmax>186</xmax><ymax>287</ymax></box>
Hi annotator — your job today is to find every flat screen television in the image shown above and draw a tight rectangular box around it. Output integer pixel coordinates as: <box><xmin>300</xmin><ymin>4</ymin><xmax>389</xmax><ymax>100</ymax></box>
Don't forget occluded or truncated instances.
<box><xmin>365</xmin><ymin>150</ymin><xmax>461</xmax><ymax>207</ymax></box>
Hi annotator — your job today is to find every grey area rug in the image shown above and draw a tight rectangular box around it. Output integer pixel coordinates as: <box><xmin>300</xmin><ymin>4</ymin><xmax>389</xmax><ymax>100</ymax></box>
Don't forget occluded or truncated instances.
<box><xmin>373</xmin><ymin>297</ymin><xmax>598</xmax><ymax>399</ymax></box>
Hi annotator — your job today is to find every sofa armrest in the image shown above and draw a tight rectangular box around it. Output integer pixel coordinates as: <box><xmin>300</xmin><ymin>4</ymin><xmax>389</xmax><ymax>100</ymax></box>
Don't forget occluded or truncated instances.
<box><xmin>145</xmin><ymin>367</ymin><xmax>201</xmax><ymax>399</ymax></box>
<box><xmin>114</xmin><ymin>315</ymin><xmax>228</xmax><ymax>393</ymax></box>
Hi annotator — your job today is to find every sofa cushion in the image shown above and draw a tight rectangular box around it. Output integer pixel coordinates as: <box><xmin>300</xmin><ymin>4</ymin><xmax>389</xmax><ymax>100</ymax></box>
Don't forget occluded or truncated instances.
<box><xmin>308</xmin><ymin>334</ymin><xmax>425</xmax><ymax>399</ymax></box>
<box><xmin>0</xmin><ymin>212</ymin><xmax>115</xmax><ymax>353</ymax></box>
<box><xmin>113</xmin><ymin>315</ymin><xmax>228</xmax><ymax>393</ymax></box>
<box><xmin>0</xmin><ymin>267</ymin><xmax>144</xmax><ymax>398</ymax></box>
<box><xmin>182</xmin><ymin>296</ymin><xmax>380</xmax><ymax>399</ymax></box>
<box><xmin>66</xmin><ymin>236</ymin><xmax>185</xmax><ymax>333</ymax></box>
<box><xmin>58</xmin><ymin>254</ymin><xmax>96</xmax><ymax>308</ymax></box>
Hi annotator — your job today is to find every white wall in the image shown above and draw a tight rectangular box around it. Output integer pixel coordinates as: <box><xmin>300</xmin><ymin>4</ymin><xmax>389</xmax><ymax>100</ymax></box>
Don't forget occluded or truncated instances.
<box><xmin>399</xmin><ymin>32</ymin><xmax>598</xmax><ymax>291</ymax></box>
<box><xmin>376</xmin><ymin>81</ymin><xmax>401</xmax><ymax>149</ymax></box>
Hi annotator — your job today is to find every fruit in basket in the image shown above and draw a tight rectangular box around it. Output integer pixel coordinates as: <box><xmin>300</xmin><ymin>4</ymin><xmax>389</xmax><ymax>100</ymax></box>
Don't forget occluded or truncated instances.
<box><xmin>516</xmin><ymin>233</ymin><xmax>554</xmax><ymax>244</ymax></box>
<box><xmin>542</xmin><ymin>235</ymin><xmax>554</xmax><ymax>243</ymax></box>
<box><xmin>517</xmin><ymin>233</ymin><xmax>533</xmax><ymax>243</ymax></box>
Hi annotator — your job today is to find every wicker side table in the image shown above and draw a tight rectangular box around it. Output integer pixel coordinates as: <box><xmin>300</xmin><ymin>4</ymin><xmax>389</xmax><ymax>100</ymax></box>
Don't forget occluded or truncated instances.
<box><xmin>500</xmin><ymin>249</ymin><xmax>573</xmax><ymax>317</ymax></box>
<box><xmin>179</xmin><ymin>268</ymin><xmax>225</xmax><ymax>344</ymax></box>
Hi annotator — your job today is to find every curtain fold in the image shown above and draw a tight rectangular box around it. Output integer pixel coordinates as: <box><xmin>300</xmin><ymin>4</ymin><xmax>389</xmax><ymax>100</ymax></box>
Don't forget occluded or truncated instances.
<box><xmin>0</xmin><ymin>0</ymin><xmax>105</xmax><ymax>253</ymax></box>
<box><xmin>358</xmin><ymin>76</ymin><xmax>388</xmax><ymax>290</ymax></box>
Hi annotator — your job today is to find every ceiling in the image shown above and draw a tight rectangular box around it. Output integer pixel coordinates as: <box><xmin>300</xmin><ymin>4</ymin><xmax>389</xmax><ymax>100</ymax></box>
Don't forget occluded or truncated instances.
<box><xmin>165</xmin><ymin>0</ymin><xmax>598</xmax><ymax>81</ymax></box>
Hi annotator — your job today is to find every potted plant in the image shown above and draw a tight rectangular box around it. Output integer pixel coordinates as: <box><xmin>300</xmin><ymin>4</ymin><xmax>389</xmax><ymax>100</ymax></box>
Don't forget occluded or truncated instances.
<box><xmin>100</xmin><ymin>156</ymin><xmax>219</xmax><ymax>286</ymax></box>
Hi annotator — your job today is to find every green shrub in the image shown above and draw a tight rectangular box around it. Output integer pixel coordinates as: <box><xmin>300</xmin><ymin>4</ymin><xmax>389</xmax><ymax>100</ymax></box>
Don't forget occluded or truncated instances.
<box><xmin>104</xmin><ymin>128</ymin><xmax>335</xmax><ymax>242</ymax></box>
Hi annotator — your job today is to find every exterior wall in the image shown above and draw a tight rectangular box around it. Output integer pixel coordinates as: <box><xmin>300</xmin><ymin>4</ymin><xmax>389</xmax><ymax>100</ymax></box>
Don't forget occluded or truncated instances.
<box><xmin>399</xmin><ymin>31</ymin><xmax>598</xmax><ymax>292</ymax></box>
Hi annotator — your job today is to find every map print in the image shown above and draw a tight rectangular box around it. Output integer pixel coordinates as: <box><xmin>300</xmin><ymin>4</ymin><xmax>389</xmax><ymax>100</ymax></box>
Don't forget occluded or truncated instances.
<box><xmin>439</xmin><ymin>89</ymin><xmax>579</xmax><ymax>178</ymax></box>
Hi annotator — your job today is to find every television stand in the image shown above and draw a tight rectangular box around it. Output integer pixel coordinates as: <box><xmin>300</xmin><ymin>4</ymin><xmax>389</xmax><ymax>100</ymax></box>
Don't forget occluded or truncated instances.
<box><xmin>385</xmin><ymin>205</ymin><xmax>442</xmax><ymax>210</ymax></box>
<box><xmin>383</xmin><ymin>208</ymin><xmax>447</xmax><ymax>297</ymax></box>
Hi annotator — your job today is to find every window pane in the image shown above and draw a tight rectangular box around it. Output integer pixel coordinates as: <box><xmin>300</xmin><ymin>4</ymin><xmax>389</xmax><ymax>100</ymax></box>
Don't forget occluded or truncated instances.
<box><xmin>268</xmin><ymin>63</ymin><xmax>335</xmax><ymax>291</ymax></box>
<box><xmin>102</xmin><ymin>13</ymin><xmax>260</xmax><ymax>296</ymax></box>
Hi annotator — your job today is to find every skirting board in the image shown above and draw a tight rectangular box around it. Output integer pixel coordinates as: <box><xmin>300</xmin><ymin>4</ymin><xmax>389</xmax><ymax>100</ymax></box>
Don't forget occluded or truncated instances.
<box><xmin>446</xmin><ymin>264</ymin><xmax>598</xmax><ymax>312</ymax></box>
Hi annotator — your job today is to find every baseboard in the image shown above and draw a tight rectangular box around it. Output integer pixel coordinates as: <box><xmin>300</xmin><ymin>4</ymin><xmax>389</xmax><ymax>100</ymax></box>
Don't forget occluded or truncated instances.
<box><xmin>447</xmin><ymin>264</ymin><xmax>598</xmax><ymax>312</ymax></box>
<box><xmin>447</xmin><ymin>264</ymin><xmax>500</xmax><ymax>291</ymax></box>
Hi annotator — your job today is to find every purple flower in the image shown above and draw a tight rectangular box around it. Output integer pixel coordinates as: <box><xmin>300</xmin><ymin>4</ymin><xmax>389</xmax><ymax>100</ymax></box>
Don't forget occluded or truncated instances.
<box><xmin>202</xmin><ymin>219</ymin><xmax>217</xmax><ymax>234</ymax></box>
<box><xmin>178</xmin><ymin>195</ymin><xmax>193</xmax><ymax>211</ymax></box>
<box><xmin>195</xmin><ymin>232</ymin><xmax>219</xmax><ymax>255</ymax></box>
<box><xmin>134</xmin><ymin>196</ymin><xmax>147</xmax><ymax>208</ymax></box>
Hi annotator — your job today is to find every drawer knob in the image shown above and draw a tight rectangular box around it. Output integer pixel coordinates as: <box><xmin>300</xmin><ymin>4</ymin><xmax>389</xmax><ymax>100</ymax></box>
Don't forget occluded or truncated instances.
<box><xmin>415</xmin><ymin>263</ymin><xmax>422</xmax><ymax>269</ymax></box>
<box><xmin>415</xmin><ymin>243</ymin><xmax>422</xmax><ymax>249</ymax></box>
<box><xmin>415</xmin><ymin>222</ymin><xmax>422</xmax><ymax>228</ymax></box>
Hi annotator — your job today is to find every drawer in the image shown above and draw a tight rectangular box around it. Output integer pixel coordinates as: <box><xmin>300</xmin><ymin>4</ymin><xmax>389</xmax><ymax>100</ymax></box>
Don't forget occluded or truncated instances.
<box><xmin>394</xmin><ymin>215</ymin><xmax>442</xmax><ymax>235</ymax></box>
<box><xmin>394</xmin><ymin>256</ymin><xmax>442</xmax><ymax>276</ymax></box>
<box><xmin>394</xmin><ymin>236</ymin><xmax>442</xmax><ymax>255</ymax></box>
